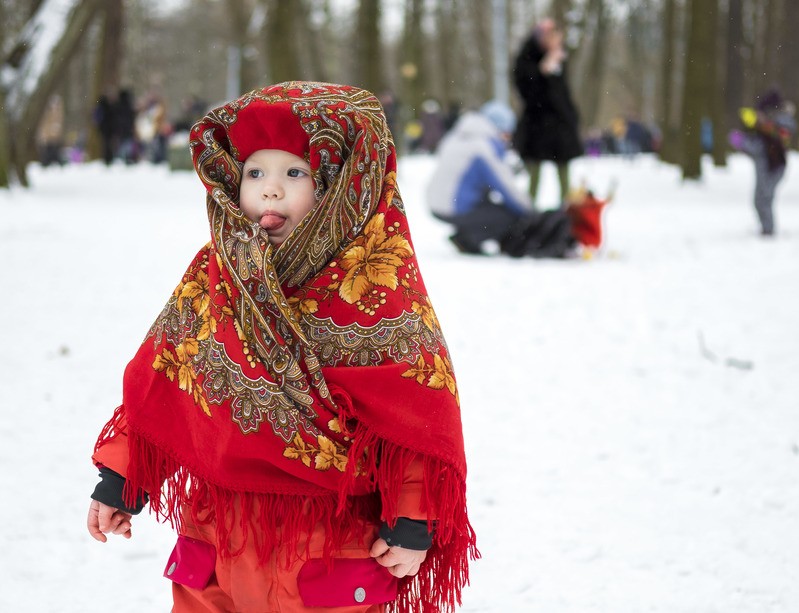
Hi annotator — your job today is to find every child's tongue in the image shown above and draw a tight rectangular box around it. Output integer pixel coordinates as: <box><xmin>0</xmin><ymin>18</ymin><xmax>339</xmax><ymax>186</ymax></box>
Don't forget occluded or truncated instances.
<box><xmin>260</xmin><ymin>213</ymin><xmax>286</xmax><ymax>231</ymax></box>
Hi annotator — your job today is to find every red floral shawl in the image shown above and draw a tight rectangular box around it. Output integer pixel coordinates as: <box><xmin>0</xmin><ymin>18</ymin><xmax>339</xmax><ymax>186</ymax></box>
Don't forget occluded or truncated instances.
<box><xmin>94</xmin><ymin>82</ymin><xmax>476</xmax><ymax>611</ymax></box>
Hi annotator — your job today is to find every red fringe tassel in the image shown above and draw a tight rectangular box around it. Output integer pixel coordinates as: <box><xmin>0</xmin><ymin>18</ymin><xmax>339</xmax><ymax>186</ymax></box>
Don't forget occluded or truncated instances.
<box><xmin>340</xmin><ymin>415</ymin><xmax>480</xmax><ymax>613</ymax></box>
<box><xmin>97</xmin><ymin>404</ymin><xmax>478</xmax><ymax>613</ymax></box>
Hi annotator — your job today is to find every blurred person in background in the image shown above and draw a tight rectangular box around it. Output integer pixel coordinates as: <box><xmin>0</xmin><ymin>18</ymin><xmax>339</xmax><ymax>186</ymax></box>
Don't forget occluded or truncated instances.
<box><xmin>730</xmin><ymin>87</ymin><xmax>797</xmax><ymax>236</ymax></box>
<box><xmin>426</xmin><ymin>100</ymin><xmax>575</xmax><ymax>258</ymax></box>
<box><xmin>512</xmin><ymin>17</ymin><xmax>582</xmax><ymax>205</ymax></box>
<box><xmin>36</xmin><ymin>94</ymin><xmax>64</xmax><ymax>167</ymax></box>
<box><xmin>136</xmin><ymin>92</ymin><xmax>170</xmax><ymax>164</ymax></box>
<box><xmin>114</xmin><ymin>88</ymin><xmax>138</xmax><ymax>164</ymax></box>
<box><xmin>418</xmin><ymin>99</ymin><xmax>446</xmax><ymax>153</ymax></box>
<box><xmin>93</xmin><ymin>92</ymin><xmax>117</xmax><ymax>165</ymax></box>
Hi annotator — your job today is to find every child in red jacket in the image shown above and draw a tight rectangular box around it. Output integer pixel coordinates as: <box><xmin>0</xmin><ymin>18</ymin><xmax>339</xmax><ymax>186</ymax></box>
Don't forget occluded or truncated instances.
<box><xmin>87</xmin><ymin>82</ymin><xmax>476</xmax><ymax>612</ymax></box>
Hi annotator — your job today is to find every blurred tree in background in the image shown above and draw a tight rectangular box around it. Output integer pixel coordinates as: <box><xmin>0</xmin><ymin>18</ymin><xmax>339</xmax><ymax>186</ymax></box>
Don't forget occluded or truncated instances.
<box><xmin>2</xmin><ymin>0</ymin><xmax>798</xmax><ymax>187</ymax></box>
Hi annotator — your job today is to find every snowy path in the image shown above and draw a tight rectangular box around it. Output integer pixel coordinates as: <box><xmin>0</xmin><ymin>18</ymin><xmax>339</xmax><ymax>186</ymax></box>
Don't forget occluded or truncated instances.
<box><xmin>1</xmin><ymin>154</ymin><xmax>797</xmax><ymax>612</ymax></box>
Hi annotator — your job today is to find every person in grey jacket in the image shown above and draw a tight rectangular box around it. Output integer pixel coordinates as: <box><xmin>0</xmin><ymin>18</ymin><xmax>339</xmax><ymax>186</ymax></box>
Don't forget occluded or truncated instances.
<box><xmin>426</xmin><ymin>100</ymin><xmax>574</xmax><ymax>257</ymax></box>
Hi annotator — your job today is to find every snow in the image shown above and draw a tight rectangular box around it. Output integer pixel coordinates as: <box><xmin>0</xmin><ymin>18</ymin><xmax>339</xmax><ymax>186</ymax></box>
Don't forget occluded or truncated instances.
<box><xmin>1</xmin><ymin>153</ymin><xmax>798</xmax><ymax>612</ymax></box>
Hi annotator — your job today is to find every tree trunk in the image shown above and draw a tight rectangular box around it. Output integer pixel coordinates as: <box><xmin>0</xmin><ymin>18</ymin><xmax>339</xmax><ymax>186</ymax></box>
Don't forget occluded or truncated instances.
<box><xmin>550</xmin><ymin>0</ymin><xmax>572</xmax><ymax>29</ymax></box>
<box><xmin>475</xmin><ymin>0</ymin><xmax>493</xmax><ymax>98</ymax></box>
<box><xmin>0</xmin><ymin>1</ymin><xmax>8</xmax><ymax>187</ymax></box>
<box><xmin>707</xmin><ymin>0</ymin><xmax>725</xmax><ymax>166</ymax></box>
<box><xmin>0</xmin><ymin>87</ymin><xmax>10</xmax><ymax>188</ymax></box>
<box><xmin>265</xmin><ymin>0</ymin><xmax>302</xmax><ymax>83</ymax></box>
<box><xmin>762</xmin><ymin>0</ymin><xmax>781</xmax><ymax>92</ymax></box>
<box><xmin>659</xmin><ymin>0</ymin><xmax>680</xmax><ymax>164</ymax></box>
<box><xmin>353</xmin><ymin>0</ymin><xmax>383</xmax><ymax>95</ymax></box>
<box><xmin>680</xmin><ymin>0</ymin><xmax>714</xmax><ymax>180</ymax></box>
<box><xmin>724</xmin><ymin>0</ymin><xmax>744</xmax><ymax>136</ymax></box>
<box><xmin>400</xmin><ymin>0</ymin><xmax>427</xmax><ymax>117</ymax></box>
<box><xmin>780</xmin><ymin>0</ymin><xmax>799</xmax><ymax>147</ymax></box>
<box><xmin>2</xmin><ymin>0</ymin><xmax>102</xmax><ymax>186</ymax></box>
<box><xmin>86</xmin><ymin>0</ymin><xmax>124</xmax><ymax>161</ymax></box>
<box><xmin>434</xmin><ymin>0</ymin><xmax>457</xmax><ymax>110</ymax></box>
<box><xmin>579</xmin><ymin>0</ymin><xmax>608</xmax><ymax>130</ymax></box>
<box><xmin>226</xmin><ymin>0</ymin><xmax>261</xmax><ymax>93</ymax></box>
<box><xmin>296</xmin><ymin>0</ymin><xmax>327</xmax><ymax>82</ymax></box>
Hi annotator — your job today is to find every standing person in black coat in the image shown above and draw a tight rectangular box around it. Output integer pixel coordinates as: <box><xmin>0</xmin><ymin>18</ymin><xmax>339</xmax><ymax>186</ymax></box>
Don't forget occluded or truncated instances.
<box><xmin>94</xmin><ymin>93</ymin><xmax>117</xmax><ymax>165</ymax></box>
<box><xmin>114</xmin><ymin>88</ymin><xmax>138</xmax><ymax>164</ymax></box>
<box><xmin>513</xmin><ymin>18</ymin><xmax>583</xmax><ymax>204</ymax></box>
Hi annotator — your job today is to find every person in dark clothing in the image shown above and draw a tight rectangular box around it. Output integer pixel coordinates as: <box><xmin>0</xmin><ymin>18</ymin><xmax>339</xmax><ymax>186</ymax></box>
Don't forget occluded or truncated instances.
<box><xmin>513</xmin><ymin>18</ymin><xmax>583</xmax><ymax>204</ymax></box>
<box><xmin>94</xmin><ymin>94</ymin><xmax>117</xmax><ymax>165</ymax></box>
<box><xmin>730</xmin><ymin>87</ymin><xmax>797</xmax><ymax>236</ymax></box>
<box><xmin>426</xmin><ymin>100</ymin><xmax>576</xmax><ymax>258</ymax></box>
<box><xmin>114</xmin><ymin>89</ymin><xmax>138</xmax><ymax>164</ymax></box>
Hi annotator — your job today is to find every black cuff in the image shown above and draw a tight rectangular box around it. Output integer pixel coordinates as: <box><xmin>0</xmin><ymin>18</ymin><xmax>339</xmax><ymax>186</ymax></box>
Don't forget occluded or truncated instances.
<box><xmin>379</xmin><ymin>517</ymin><xmax>435</xmax><ymax>551</ymax></box>
<box><xmin>90</xmin><ymin>467</ymin><xmax>148</xmax><ymax>515</ymax></box>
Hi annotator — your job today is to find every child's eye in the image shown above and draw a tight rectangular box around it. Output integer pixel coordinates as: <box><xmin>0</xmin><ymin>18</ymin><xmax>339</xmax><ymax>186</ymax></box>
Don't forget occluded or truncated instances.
<box><xmin>246</xmin><ymin>168</ymin><xmax>263</xmax><ymax>179</ymax></box>
<box><xmin>287</xmin><ymin>168</ymin><xmax>308</xmax><ymax>178</ymax></box>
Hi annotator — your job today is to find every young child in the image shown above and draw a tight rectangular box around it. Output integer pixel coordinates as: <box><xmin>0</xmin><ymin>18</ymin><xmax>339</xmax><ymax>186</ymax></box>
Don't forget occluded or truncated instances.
<box><xmin>731</xmin><ymin>88</ymin><xmax>797</xmax><ymax>236</ymax></box>
<box><xmin>87</xmin><ymin>82</ymin><xmax>476</xmax><ymax>612</ymax></box>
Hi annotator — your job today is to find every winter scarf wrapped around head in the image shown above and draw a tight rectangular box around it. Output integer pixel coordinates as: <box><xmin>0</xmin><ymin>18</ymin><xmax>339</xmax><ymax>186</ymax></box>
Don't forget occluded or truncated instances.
<box><xmin>94</xmin><ymin>81</ymin><xmax>476</xmax><ymax>611</ymax></box>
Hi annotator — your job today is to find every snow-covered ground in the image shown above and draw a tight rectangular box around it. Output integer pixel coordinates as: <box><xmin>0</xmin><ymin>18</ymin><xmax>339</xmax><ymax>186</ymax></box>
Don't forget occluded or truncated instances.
<box><xmin>1</xmin><ymin>153</ymin><xmax>798</xmax><ymax>612</ymax></box>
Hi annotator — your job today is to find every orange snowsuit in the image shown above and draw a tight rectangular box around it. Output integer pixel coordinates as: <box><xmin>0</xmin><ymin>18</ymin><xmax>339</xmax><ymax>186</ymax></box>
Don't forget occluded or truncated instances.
<box><xmin>93</xmin><ymin>427</ymin><xmax>429</xmax><ymax>612</ymax></box>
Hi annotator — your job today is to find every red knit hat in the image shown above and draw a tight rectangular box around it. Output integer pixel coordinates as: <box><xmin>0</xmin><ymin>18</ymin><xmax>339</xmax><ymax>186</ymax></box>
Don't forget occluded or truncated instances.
<box><xmin>227</xmin><ymin>98</ymin><xmax>310</xmax><ymax>162</ymax></box>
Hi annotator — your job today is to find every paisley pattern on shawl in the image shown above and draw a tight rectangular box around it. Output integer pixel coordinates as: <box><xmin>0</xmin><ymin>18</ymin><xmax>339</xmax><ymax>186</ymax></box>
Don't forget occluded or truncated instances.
<box><xmin>96</xmin><ymin>82</ymin><xmax>476</xmax><ymax>612</ymax></box>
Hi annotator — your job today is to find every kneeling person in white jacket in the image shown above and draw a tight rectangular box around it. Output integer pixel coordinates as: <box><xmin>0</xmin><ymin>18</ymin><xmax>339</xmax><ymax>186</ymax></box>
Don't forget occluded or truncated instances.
<box><xmin>426</xmin><ymin>101</ymin><xmax>572</xmax><ymax>257</ymax></box>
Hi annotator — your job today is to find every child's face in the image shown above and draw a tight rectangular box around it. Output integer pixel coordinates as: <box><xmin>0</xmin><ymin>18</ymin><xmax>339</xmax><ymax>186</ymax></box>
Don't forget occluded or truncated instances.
<box><xmin>240</xmin><ymin>149</ymin><xmax>316</xmax><ymax>246</ymax></box>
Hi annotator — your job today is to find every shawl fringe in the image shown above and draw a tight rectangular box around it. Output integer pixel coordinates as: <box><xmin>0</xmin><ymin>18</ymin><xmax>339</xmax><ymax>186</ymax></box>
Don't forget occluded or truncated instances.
<box><xmin>339</xmin><ymin>403</ymin><xmax>480</xmax><ymax>613</ymax></box>
<box><xmin>117</xmin><ymin>423</ymin><xmax>380</xmax><ymax>567</ymax></box>
<box><xmin>98</xmin><ymin>397</ymin><xmax>477</xmax><ymax>613</ymax></box>
<box><xmin>93</xmin><ymin>404</ymin><xmax>126</xmax><ymax>455</ymax></box>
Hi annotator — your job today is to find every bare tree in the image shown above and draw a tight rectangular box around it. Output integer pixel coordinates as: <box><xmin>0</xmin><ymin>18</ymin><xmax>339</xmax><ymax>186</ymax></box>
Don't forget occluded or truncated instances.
<box><xmin>724</xmin><ymin>0</ymin><xmax>745</xmax><ymax>135</ymax></box>
<box><xmin>226</xmin><ymin>0</ymin><xmax>262</xmax><ymax>93</ymax></box>
<box><xmin>707</xmin><ymin>0</ymin><xmax>725</xmax><ymax>166</ymax></box>
<box><xmin>680</xmin><ymin>0</ymin><xmax>716</xmax><ymax>179</ymax></box>
<box><xmin>659</xmin><ymin>0</ymin><xmax>680</xmax><ymax>164</ymax></box>
<box><xmin>779</xmin><ymin>0</ymin><xmax>799</xmax><ymax>146</ymax></box>
<box><xmin>433</xmin><ymin>0</ymin><xmax>458</xmax><ymax>110</ymax></box>
<box><xmin>296</xmin><ymin>0</ymin><xmax>329</xmax><ymax>82</ymax></box>
<box><xmin>264</xmin><ymin>0</ymin><xmax>303</xmax><ymax>82</ymax></box>
<box><xmin>577</xmin><ymin>0</ymin><xmax>609</xmax><ymax>130</ymax></box>
<box><xmin>85</xmin><ymin>0</ymin><xmax>124</xmax><ymax>160</ymax></box>
<box><xmin>400</xmin><ymin>0</ymin><xmax>428</xmax><ymax>116</ymax></box>
<box><xmin>1</xmin><ymin>0</ymin><xmax>102</xmax><ymax>186</ymax></box>
<box><xmin>0</xmin><ymin>0</ymin><xmax>10</xmax><ymax>187</ymax></box>
<box><xmin>353</xmin><ymin>0</ymin><xmax>383</xmax><ymax>94</ymax></box>
<box><xmin>550</xmin><ymin>0</ymin><xmax>573</xmax><ymax>28</ymax></box>
<box><xmin>449</xmin><ymin>0</ymin><xmax>493</xmax><ymax>108</ymax></box>
<box><xmin>760</xmin><ymin>0</ymin><xmax>781</xmax><ymax>92</ymax></box>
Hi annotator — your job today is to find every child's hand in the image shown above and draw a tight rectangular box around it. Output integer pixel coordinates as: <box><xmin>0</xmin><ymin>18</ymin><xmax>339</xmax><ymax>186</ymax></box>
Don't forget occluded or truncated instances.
<box><xmin>369</xmin><ymin>538</ymin><xmax>427</xmax><ymax>578</ymax></box>
<box><xmin>87</xmin><ymin>500</ymin><xmax>133</xmax><ymax>542</ymax></box>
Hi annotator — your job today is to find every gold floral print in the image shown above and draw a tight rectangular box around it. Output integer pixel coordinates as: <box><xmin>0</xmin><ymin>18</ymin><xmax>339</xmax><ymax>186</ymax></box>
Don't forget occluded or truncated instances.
<box><xmin>402</xmin><ymin>352</ymin><xmax>459</xmax><ymax>403</ymax></box>
<box><xmin>338</xmin><ymin>213</ymin><xmax>413</xmax><ymax>304</ymax></box>
<box><xmin>282</xmin><ymin>433</ymin><xmax>315</xmax><ymax>467</ymax></box>
<box><xmin>411</xmin><ymin>299</ymin><xmax>438</xmax><ymax>331</ymax></box>
<box><xmin>179</xmin><ymin>270</ymin><xmax>211</xmax><ymax>317</ymax></box>
<box><xmin>288</xmin><ymin>296</ymin><xmax>319</xmax><ymax>318</ymax></box>
<box><xmin>314</xmin><ymin>436</ymin><xmax>348</xmax><ymax>471</ymax></box>
<box><xmin>283</xmin><ymin>432</ymin><xmax>348</xmax><ymax>472</ymax></box>
<box><xmin>153</xmin><ymin>339</ymin><xmax>211</xmax><ymax>416</ymax></box>
<box><xmin>428</xmin><ymin>354</ymin><xmax>457</xmax><ymax>395</ymax></box>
